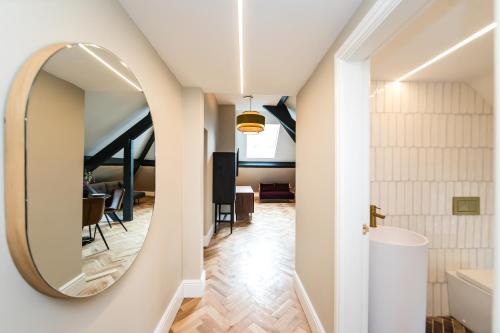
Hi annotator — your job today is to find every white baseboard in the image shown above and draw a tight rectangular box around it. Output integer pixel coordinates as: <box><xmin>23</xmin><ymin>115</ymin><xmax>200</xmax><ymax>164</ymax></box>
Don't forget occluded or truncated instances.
<box><xmin>294</xmin><ymin>271</ymin><xmax>326</xmax><ymax>333</ymax></box>
<box><xmin>203</xmin><ymin>224</ymin><xmax>214</xmax><ymax>247</ymax></box>
<box><xmin>58</xmin><ymin>273</ymin><xmax>86</xmax><ymax>295</ymax></box>
<box><xmin>183</xmin><ymin>270</ymin><xmax>206</xmax><ymax>298</ymax></box>
<box><xmin>154</xmin><ymin>282</ymin><xmax>184</xmax><ymax>333</ymax></box>
<box><xmin>154</xmin><ymin>270</ymin><xmax>206</xmax><ymax>332</ymax></box>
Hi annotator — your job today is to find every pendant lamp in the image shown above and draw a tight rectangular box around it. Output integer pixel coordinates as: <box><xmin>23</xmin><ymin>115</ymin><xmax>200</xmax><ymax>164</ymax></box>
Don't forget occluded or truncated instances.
<box><xmin>236</xmin><ymin>95</ymin><xmax>265</xmax><ymax>134</ymax></box>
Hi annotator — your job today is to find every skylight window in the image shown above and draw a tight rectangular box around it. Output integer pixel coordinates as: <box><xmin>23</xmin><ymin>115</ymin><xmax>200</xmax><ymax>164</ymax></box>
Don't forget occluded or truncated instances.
<box><xmin>246</xmin><ymin>124</ymin><xmax>280</xmax><ymax>159</ymax></box>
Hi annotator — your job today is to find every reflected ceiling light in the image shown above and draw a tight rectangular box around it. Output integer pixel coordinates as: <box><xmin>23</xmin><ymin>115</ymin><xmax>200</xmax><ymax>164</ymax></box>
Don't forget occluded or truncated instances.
<box><xmin>395</xmin><ymin>22</ymin><xmax>497</xmax><ymax>82</ymax></box>
<box><xmin>237</xmin><ymin>95</ymin><xmax>265</xmax><ymax>134</ymax></box>
<box><xmin>78</xmin><ymin>43</ymin><xmax>142</xmax><ymax>92</ymax></box>
<box><xmin>238</xmin><ymin>0</ymin><xmax>244</xmax><ymax>94</ymax></box>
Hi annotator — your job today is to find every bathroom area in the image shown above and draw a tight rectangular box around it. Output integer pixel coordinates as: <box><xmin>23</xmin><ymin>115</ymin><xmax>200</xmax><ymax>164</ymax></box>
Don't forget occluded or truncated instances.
<box><xmin>368</xmin><ymin>0</ymin><xmax>494</xmax><ymax>332</ymax></box>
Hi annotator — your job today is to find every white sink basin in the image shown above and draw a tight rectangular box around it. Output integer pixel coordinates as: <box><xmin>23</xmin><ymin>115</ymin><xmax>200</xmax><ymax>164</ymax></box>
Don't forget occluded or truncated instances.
<box><xmin>369</xmin><ymin>226</ymin><xmax>429</xmax><ymax>333</ymax></box>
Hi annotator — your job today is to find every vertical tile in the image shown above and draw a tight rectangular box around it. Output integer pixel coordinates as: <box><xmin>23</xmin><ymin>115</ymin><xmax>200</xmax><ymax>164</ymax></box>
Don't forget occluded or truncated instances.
<box><xmin>465</xmin><ymin>216</ymin><xmax>474</xmax><ymax>248</ymax></box>
<box><xmin>392</xmin><ymin>147</ymin><xmax>401</xmax><ymax>181</ymax></box>
<box><xmin>371</xmin><ymin>181</ymin><xmax>380</xmax><ymax>206</ymax></box>
<box><xmin>486</xmin><ymin>183</ymin><xmax>494</xmax><ymax>215</ymax></box>
<box><xmin>409</xmin><ymin>82</ymin><xmax>418</xmax><ymax>113</ymax></box>
<box><xmin>371</xmin><ymin>113</ymin><xmax>380</xmax><ymax>147</ymax></box>
<box><xmin>466</xmin><ymin>149</ymin><xmax>476</xmax><ymax>181</ymax></box>
<box><xmin>441</xmin><ymin>216</ymin><xmax>450</xmax><ymax>249</ymax></box>
<box><xmin>376</xmin><ymin>81</ymin><xmax>385</xmax><ymax>113</ymax></box>
<box><xmin>380</xmin><ymin>113</ymin><xmax>388</xmax><ymax>147</ymax></box>
<box><xmin>443</xmin><ymin>83</ymin><xmax>452</xmax><ymax>114</ymax></box>
<box><xmin>438</xmin><ymin>182</ymin><xmax>446</xmax><ymax>215</ymax></box>
<box><xmin>474</xmin><ymin>89</ymin><xmax>484</xmax><ymax>114</ymax></box>
<box><xmin>413</xmin><ymin>181</ymin><xmax>422</xmax><ymax>215</ymax></box>
<box><xmin>469</xmin><ymin>249</ymin><xmax>477</xmax><ymax>269</ymax></box>
<box><xmin>393</xmin><ymin>83</ymin><xmax>401</xmax><ymax>113</ymax></box>
<box><xmin>400</xmin><ymin>82</ymin><xmax>409</xmax><ymax>113</ymax></box>
<box><xmin>385</xmin><ymin>82</ymin><xmax>393</xmax><ymax>113</ymax></box>
<box><xmin>375</xmin><ymin>147</ymin><xmax>384</xmax><ymax>181</ymax></box>
<box><xmin>471</xmin><ymin>115</ymin><xmax>480</xmax><ymax>147</ymax></box>
<box><xmin>422</xmin><ymin>182</ymin><xmax>430</xmax><ymax>215</ymax></box>
<box><xmin>483</xmin><ymin>149</ymin><xmax>492</xmax><ymax>181</ymax></box>
<box><xmin>450</xmin><ymin>149</ymin><xmax>458</xmax><ymax>181</ymax></box>
<box><xmin>418</xmin><ymin>148</ymin><xmax>426</xmax><ymax>181</ymax></box>
<box><xmin>405</xmin><ymin>182</ymin><xmax>412</xmax><ymax>215</ymax></box>
<box><xmin>422</xmin><ymin>114</ymin><xmax>432</xmax><ymax>147</ymax></box>
<box><xmin>400</xmin><ymin>215</ymin><xmax>409</xmax><ymax>229</ymax></box>
<box><xmin>414</xmin><ymin>114</ymin><xmax>422</xmax><ymax>147</ymax></box>
<box><xmin>481</xmin><ymin>215</ymin><xmax>489</xmax><ymax>248</ymax></box>
<box><xmin>438</xmin><ymin>115</ymin><xmax>447</xmax><ymax>147</ymax></box>
<box><xmin>461</xmin><ymin>249</ymin><xmax>469</xmax><ymax>268</ymax></box>
<box><xmin>427</xmin><ymin>284</ymin><xmax>434</xmax><ymax>316</ymax></box>
<box><xmin>405</xmin><ymin>114</ymin><xmax>414</xmax><ymax>147</ymax></box>
<box><xmin>442</xmin><ymin>284</ymin><xmax>450</xmax><ymax>316</ymax></box>
<box><xmin>418</xmin><ymin>82</ymin><xmax>427</xmax><ymax>113</ymax></box>
<box><xmin>434</xmin><ymin>82</ymin><xmax>443</xmax><ymax>113</ymax></box>
<box><xmin>429</xmin><ymin>249</ymin><xmax>437</xmax><ymax>281</ymax></box>
<box><xmin>463</xmin><ymin>115</ymin><xmax>472</xmax><ymax>147</ymax></box>
<box><xmin>396</xmin><ymin>114</ymin><xmax>405</xmax><ymax>146</ymax></box>
<box><xmin>396</xmin><ymin>182</ymin><xmax>405</xmax><ymax>215</ymax></box>
<box><xmin>459</xmin><ymin>83</ymin><xmax>468</xmax><ymax>114</ymax></box>
<box><xmin>430</xmin><ymin>114</ymin><xmax>440</xmax><ymax>147</ymax></box>
<box><xmin>409</xmin><ymin>148</ymin><xmax>418</xmax><ymax>181</ymax></box>
<box><xmin>434</xmin><ymin>216</ymin><xmax>442</xmax><ymax>248</ymax></box>
<box><xmin>430</xmin><ymin>182</ymin><xmax>439</xmax><ymax>215</ymax></box>
<box><xmin>473</xmin><ymin>216</ymin><xmax>482</xmax><ymax>248</ymax></box>
<box><xmin>451</xmin><ymin>83</ymin><xmax>460</xmax><ymax>114</ymax></box>
<box><xmin>388</xmin><ymin>182</ymin><xmax>397</xmax><ymax>215</ymax></box>
<box><xmin>379</xmin><ymin>182</ymin><xmax>388</xmax><ymax>214</ymax></box>
<box><xmin>384</xmin><ymin>148</ymin><xmax>393</xmax><ymax>181</ymax></box>
<box><xmin>458</xmin><ymin>148</ymin><xmax>467</xmax><ymax>181</ymax></box>
<box><xmin>433</xmin><ymin>284</ymin><xmax>442</xmax><ymax>316</ymax></box>
<box><xmin>426</xmin><ymin>216</ymin><xmax>434</xmax><ymax>248</ymax></box>
<box><xmin>434</xmin><ymin>148</ymin><xmax>443</xmax><ymax>184</ymax></box>
<box><xmin>409</xmin><ymin>215</ymin><xmax>417</xmax><ymax>232</ymax></box>
<box><xmin>417</xmin><ymin>216</ymin><xmax>426</xmax><ymax>236</ymax></box>
<box><xmin>455</xmin><ymin>115</ymin><xmax>464</xmax><ymax>147</ymax></box>
<box><xmin>449</xmin><ymin>216</ymin><xmax>458</xmax><ymax>248</ymax></box>
<box><xmin>401</xmin><ymin>148</ymin><xmax>409</xmax><ymax>181</ymax></box>
<box><xmin>437</xmin><ymin>249</ymin><xmax>445</xmax><ymax>282</ymax></box>
<box><xmin>446</xmin><ymin>115</ymin><xmax>455</xmax><ymax>147</ymax></box>
<box><xmin>426</xmin><ymin>148</ymin><xmax>435</xmax><ymax>181</ymax></box>
<box><xmin>457</xmin><ymin>217</ymin><xmax>466</xmax><ymax>248</ymax></box>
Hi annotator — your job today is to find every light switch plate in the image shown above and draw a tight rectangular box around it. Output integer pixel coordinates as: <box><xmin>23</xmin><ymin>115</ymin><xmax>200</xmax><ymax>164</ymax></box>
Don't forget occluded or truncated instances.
<box><xmin>452</xmin><ymin>197</ymin><xmax>480</xmax><ymax>215</ymax></box>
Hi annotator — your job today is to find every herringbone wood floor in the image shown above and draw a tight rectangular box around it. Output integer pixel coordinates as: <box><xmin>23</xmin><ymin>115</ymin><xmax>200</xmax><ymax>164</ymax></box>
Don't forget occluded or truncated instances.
<box><xmin>170</xmin><ymin>201</ymin><xmax>311</xmax><ymax>333</ymax></box>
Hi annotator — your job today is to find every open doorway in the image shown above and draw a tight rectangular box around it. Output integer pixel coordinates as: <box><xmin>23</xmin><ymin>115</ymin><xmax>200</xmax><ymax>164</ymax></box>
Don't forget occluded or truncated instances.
<box><xmin>370</xmin><ymin>1</ymin><xmax>494</xmax><ymax>332</ymax></box>
<box><xmin>335</xmin><ymin>0</ymin><xmax>495</xmax><ymax>332</ymax></box>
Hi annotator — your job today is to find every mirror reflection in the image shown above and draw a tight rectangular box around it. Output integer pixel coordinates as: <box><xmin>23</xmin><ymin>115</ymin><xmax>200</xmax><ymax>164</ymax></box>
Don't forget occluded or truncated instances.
<box><xmin>26</xmin><ymin>43</ymin><xmax>155</xmax><ymax>297</ymax></box>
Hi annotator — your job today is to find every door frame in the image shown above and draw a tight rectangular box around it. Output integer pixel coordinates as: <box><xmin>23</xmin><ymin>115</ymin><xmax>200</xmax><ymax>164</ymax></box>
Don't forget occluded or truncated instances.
<box><xmin>333</xmin><ymin>0</ymin><xmax>432</xmax><ymax>331</ymax></box>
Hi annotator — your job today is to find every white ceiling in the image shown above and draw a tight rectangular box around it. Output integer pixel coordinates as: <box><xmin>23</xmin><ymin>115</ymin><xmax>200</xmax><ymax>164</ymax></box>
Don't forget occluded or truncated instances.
<box><xmin>371</xmin><ymin>0</ymin><xmax>494</xmax><ymax>82</ymax></box>
<box><xmin>118</xmin><ymin>0</ymin><xmax>361</xmax><ymax>95</ymax></box>
<box><xmin>43</xmin><ymin>44</ymin><xmax>142</xmax><ymax>92</ymax></box>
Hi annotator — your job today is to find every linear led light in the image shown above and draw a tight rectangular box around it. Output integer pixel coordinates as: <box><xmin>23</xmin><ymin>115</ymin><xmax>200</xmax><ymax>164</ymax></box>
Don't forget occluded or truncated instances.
<box><xmin>78</xmin><ymin>43</ymin><xmax>143</xmax><ymax>92</ymax></box>
<box><xmin>395</xmin><ymin>22</ymin><xmax>497</xmax><ymax>82</ymax></box>
<box><xmin>238</xmin><ymin>0</ymin><xmax>244</xmax><ymax>94</ymax></box>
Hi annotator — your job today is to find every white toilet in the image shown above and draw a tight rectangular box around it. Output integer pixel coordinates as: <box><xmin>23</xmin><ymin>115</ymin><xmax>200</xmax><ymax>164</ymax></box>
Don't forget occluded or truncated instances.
<box><xmin>446</xmin><ymin>270</ymin><xmax>493</xmax><ymax>333</ymax></box>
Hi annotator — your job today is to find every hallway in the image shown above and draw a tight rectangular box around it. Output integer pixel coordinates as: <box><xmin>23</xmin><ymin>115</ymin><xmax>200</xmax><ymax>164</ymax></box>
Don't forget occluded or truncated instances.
<box><xmin>170</xmin><ymin>202</ymin><xmax>311</xmax><ymax>333</ymax></box>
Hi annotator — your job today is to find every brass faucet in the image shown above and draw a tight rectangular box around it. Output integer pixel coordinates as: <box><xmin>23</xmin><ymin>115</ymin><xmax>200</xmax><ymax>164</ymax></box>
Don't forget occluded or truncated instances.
<box><xmin>370</xmin><ymin>205</ymin><xmax>385</xmax><ymax>228</ymax></box>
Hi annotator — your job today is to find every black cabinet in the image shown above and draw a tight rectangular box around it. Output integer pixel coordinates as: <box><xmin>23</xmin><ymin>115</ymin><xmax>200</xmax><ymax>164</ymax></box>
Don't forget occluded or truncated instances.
<box><xmin>213</xmin><ymin>152</ymin><xmax>236</xmax><ymax>233</ymax></box>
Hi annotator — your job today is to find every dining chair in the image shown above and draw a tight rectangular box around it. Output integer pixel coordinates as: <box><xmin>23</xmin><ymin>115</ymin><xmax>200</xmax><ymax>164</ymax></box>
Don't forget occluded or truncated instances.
<box><xmin>82</xmin><ymin>197</ymin><xmax>109</xmax><ymax>250</ymax></box>
<box><xmin>104</xmin><ymin>188</ymin><xmax>128</xmax><ymax>232</ymax></box>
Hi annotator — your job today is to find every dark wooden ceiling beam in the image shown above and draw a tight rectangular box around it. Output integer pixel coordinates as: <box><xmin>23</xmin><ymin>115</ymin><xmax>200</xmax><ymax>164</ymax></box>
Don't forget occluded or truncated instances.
<box><xmin>84</xmin><ymin>113</ymin><xmax>153</xmax><ymax>172</ymax></box>
<box><xmin>134</xmin><ymin>132</ymin><xmax>155</xmax><ymax>175</ymax></box>
<box><xmin>263</xmin><ymin>96</ymin><xmax>295</xmax><ymax>142</ymax></box>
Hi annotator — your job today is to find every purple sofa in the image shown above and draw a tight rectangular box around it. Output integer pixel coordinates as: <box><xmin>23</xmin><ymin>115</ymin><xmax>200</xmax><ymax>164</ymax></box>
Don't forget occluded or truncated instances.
<box><xmin>259</xmin><ymin>183</ymin><xmax>295</xmax><ymax>200</ymax></box>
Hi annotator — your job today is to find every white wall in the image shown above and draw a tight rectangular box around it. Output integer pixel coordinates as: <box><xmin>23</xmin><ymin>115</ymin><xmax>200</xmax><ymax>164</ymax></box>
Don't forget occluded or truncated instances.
<box><xmin>204</xmin><ymin>94</ymin><xmax>218</xmax><ymax>235</ymax></box>
<box><xmin>216</xmin><ymin>105</ymin><xmax>236</xmax><ymax>152</ymax></box>
<box><xmin>370</xmin><ymin>81</ymin><xmax>494</xmax><ymax>316</ymax></box>
<box><xmin>0</xmin><ymin>1</ymin><xmax>184</xmax><ymax>332</ymax></box>
<box><xmin>182</xmin><ymin>88</ymin><xmax>204</xmax><ymax>279</ymax></box>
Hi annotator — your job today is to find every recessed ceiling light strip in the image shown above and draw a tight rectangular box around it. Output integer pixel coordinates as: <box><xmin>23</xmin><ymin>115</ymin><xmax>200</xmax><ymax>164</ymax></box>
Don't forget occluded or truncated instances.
<box><xmin>395</xmin><ymin>22</ymin><xmax>497</xmax><ymax>82</ymax></box>
<box><xmin>78</xmin><ymin>43</ymin><xmax>143</xmax><ymax>92</ymax></box>
<box><xmin>238</xmin><ymin>0</ymin><xmax>244</xmax><ymax>94</ymax></box>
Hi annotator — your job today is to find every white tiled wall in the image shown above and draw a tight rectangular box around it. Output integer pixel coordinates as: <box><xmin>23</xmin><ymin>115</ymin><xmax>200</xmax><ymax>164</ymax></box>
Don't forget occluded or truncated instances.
<box><xmin>370</xmin><ymin>81</ymin><xmax>494</xmax><ymax>316</ymax></box>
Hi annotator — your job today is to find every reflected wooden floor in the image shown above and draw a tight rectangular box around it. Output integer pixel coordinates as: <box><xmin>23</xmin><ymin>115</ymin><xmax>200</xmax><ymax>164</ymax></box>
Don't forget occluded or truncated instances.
<box><xmin>78</xmin><ymin>196</ymin><xmax>153</xmax><ymax>296</ymax></box>
<box><xmin>426</xmin><ymin>317</ymin><xmax>472</xmax><ymax>333</ymax></box>
<box><xmin>170</xmin><ymin>201</ymin><xmax>311</xmax><ymax>333</ymax></box>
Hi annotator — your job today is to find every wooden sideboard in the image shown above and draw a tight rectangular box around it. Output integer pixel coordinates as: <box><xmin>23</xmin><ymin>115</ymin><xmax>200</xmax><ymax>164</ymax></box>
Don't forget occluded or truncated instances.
<box><xmin>235</xmin><ymin>186</ymin><xmax>254</xmax><ymax>221</ymax></box>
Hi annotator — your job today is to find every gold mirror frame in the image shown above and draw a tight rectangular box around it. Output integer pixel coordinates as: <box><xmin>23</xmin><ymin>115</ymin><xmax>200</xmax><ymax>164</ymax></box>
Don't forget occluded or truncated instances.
<box><xmin>5</xmin><ymin>43</ymin><xmax>152</xmax><ymax>298</ymax></box>
<box><xmin>6</xmin><ymin>44</ymin><xmax>68</xmax><ymax>297</ymax></box>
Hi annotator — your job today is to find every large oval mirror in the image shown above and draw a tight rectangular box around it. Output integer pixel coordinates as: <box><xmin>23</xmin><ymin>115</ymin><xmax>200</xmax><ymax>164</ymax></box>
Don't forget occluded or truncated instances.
<box><xmin>5</xmin><ymin>43</ymin><xmax>155</xmax><ymax>297</ymax></box>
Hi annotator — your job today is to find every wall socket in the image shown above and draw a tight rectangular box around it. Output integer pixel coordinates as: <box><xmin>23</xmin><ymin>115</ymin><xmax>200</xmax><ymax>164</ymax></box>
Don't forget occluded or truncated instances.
<box><xmin>452</xmin><ymin>197</ymin><xmax>480</xmax><ymax>215</ymax></box>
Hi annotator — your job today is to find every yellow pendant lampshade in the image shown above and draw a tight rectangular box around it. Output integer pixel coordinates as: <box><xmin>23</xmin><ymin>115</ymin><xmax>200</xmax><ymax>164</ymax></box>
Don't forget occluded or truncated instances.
<box><xmin>237</xmin><ymin>95</ymin><xmax>265</xmax><ymax>134</ymax></box>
